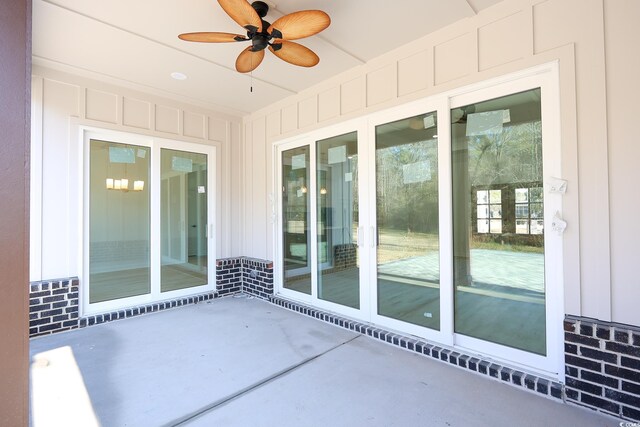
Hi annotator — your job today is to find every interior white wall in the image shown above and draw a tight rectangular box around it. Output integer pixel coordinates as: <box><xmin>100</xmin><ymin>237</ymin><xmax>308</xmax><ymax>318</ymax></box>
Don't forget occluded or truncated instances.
<box><xmin>240</xmin><ymin>0</ymin><xmax>640</xmax><ymax>325</ymax></box>
<box><xmin>88</xmin><ymin>145</ymin><xmax>149</xmax><ymax>244</ymax></box>
<box><xmin>30</xmin><ymin>65</ymin><xmax>242</xmax><ymax>282</ymax></box>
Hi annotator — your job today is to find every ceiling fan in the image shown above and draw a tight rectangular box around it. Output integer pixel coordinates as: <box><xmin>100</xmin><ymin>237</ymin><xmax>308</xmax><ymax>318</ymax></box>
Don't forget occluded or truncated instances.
<box><xmin>178</xmin><ymin>0</ymin><xmax>331</xmax><ymax>73</ymax></box>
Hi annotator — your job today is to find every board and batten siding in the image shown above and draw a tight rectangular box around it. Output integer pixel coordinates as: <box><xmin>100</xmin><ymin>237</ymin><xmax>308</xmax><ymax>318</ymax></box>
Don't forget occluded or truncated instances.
<box><xmin>31</xmin><ymin>65</ymin><xmax>244</xmax><ymax>284</ymax></box>
<box><xmin>240</xmin><ymin>0</ymin><xmax>640</xmax><ymax>326</ymax></box>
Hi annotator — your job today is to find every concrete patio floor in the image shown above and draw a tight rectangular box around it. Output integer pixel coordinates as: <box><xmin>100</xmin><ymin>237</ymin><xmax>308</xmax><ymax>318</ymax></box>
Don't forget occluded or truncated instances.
<box><xmin>30</xmin><ymin>296</ymin><xmax>617</xmax><ymax>427</ymax></box>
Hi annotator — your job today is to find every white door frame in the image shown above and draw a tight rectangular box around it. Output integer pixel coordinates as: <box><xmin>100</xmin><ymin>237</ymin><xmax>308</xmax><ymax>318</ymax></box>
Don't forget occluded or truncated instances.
<box><xmin>447</xmin><ymin>64</ymin><xmax>564</xmax><ymax>376</ymax></box>
<box><xmin>272</xmin><ymin>61</ymin><xmax>564</xmax><ymax>378</ymax></box>
<box><xmin>366</xmin><ymin>94</ymin><xmax>452</xmax><ymax>345</ymax></box>
<box><xmin>275</xmin><ymin>118</ymin><xmax>370</xmax><ymax>321</ymax></box>
<box><xmin>80</xmin><ymin>127</ymin><xmax>216</xmax><ymax>316</ymax></box>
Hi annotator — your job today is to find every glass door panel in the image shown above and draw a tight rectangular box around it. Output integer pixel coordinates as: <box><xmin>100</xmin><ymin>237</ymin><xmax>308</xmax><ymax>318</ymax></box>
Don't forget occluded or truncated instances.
<box><xmin>282</xmin><ymin>146</ymin><xmax>311</xmax><ymax>294</ymax></box>
<box><xmin>316</xmin><ymin>132</ymin><xmax>359</xmax><ymax>309</ymax></box>
<box><xmin>160</xmin><ymin>149</ymin><xmax>208</xmax><ymax>292</ymax></box>
<box><xmin>375</xmin><ymin>112</ymin><xmax>440</xmax><ymax>329</ymax></box>
<box><xmin>452</xmin><ymin>88</ymin><xmax>546</xmax><ymax>355</ymax></box>
<box><xmin>89</xmin><ymin>140</ymin><xmax>151</xmax><ymax>303</ymax></box>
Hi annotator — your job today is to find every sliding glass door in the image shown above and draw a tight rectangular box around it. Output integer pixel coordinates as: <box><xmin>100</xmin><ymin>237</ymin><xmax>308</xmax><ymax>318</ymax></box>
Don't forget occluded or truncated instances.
<box><xmin>449</xmin><ymin>79</ymin><xmax>562</xmax><ymax>369</ymax></box>
<box><xmin>276</xmin><ymin>64</ymin><xmax>562</xmax><ymax>374</ymax></box>
<box><xmin>160</xmin><ymin>149</ymin><xmax>209</xmax><ymax>292</ymax></box>
<box><xmin>85</xmin><ymin>133</ymin><xmax>215</xmax><ymax>314</ymax></box>
<box><xmin>316</xmin><ymin>132</ymin><xmax>360</xmax><ymax>309</ymax></box>
<box><xmin>374</xmin><ymin>113</ymin><xmax>440</xmax><ymax>330</ymax></box>
<box><xmin>281</xmin><ymin>146</ymin><xmax>311</xmax><ymax>294</ymax></box>
<box><xmin>278</xmin><ymin>122</ymin><xmax>367</xmax><ymax>316</ymax></box>
<box><xmin>89</xmin><ymin>140</ymin><xmax>151</xmax><ymax>303</ymax></box>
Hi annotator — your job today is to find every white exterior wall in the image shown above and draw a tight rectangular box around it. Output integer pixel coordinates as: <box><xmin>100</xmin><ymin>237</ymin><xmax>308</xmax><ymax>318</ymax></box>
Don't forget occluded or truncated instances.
<box><xmin>240</xmin><ymin>0</ymin><xmax>640</xmax><ymax>326</ymax></box>
<box><xmin>30</xmin><ymin>65</ymin><xmax>243</xmax><ymax>283</ymax></box>
<box><xmin>604</xmin><ymin>1</ymin><xmax>640</xmax><ymax>325</ymax></box>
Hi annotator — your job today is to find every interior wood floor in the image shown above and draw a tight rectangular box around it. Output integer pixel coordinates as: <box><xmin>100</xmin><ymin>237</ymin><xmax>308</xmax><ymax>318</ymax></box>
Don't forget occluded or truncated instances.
<box><xmin>92</xmin><ymin>249</ymin><xmax>545</xmax><ymax>354</ymax></box>
<box><xmin>285</xmin><ymin>267</ymin><xmax>545</xmax><ymax>355</ymax></box>
<box><xmin>90</xmin><ymin>264</ymin><xmax>207</xmax><ymax>304</ymax></box>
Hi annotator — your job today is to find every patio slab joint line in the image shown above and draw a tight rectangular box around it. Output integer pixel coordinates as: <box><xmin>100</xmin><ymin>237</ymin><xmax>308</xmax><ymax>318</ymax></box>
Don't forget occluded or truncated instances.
<box><xmin>162</xmin><ymin>335</ymin><xmax>360</xmax><ymax>427</ymax></box>
<box><xmin>268</xmin><ymin>295</ymin><xmax>565</xmax><ymax>403</ymax></box>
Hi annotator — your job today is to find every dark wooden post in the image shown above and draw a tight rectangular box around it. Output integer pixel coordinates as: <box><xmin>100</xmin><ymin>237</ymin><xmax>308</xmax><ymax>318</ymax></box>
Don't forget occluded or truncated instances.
<box><xmin>0</xmin><ymin>0</ymin><xmax>31</xmax><ymax>425</ymax></box>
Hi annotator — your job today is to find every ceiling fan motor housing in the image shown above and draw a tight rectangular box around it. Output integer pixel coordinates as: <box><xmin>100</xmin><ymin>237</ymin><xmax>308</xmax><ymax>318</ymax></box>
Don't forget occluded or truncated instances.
<box><xmin>246</xmin><ymin>1</ymin><xmax>274</xmax><ymax>51</ymax></box>
<box><xmin>251</xmin><ymin>34</ymin><xmax>269</xmax><ymax>50</ymax></box>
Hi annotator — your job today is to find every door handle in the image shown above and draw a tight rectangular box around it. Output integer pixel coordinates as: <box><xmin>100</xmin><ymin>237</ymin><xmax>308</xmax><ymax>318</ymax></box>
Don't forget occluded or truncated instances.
<box><xmin>551</xmin><ymin>212</ymin><xmax>567</xmax><ymax>235</ymax></box>
<box><xmin>357</xmin><ymin>226</ymin><xmax>363</xmax><ymax>247</ymax></box>
<box><xmin>370</xmin><ymin>226</ymin><xmax>375</xmax><ymax>248</ymax></box>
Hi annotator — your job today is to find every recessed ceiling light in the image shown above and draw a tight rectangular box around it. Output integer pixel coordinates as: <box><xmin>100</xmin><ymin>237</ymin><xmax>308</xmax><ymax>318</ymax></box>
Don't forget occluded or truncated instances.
<box><xmin>171</xmin><ymin>72</ymin><xmax>187</xmax><ymax>81</ymax></box>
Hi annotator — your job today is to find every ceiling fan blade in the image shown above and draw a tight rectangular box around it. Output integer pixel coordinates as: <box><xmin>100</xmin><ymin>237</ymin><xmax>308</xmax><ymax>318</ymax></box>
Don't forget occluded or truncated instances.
<box><xmin>236</xmin><ymin>46</ymin><xmax>265</xmax><ymax>73</ymax></box>
<box><xmin>218</xmin><ymin>0</ymin><xmax>262</xmax><ymax>32</ymax></box>
<box><xmin>268</xmin><ymin>10</ymin><xmax>330</xmax><ymax>40</ymax></box>
<box><xmin>269</xmin><ymin>40</ymin><xmax>319</xmax><ymax>67</ymax></box>
<box><xmin>178</xmin><ymin>32</ymin><xmax>248</xmax><ymax>43</ymax></box>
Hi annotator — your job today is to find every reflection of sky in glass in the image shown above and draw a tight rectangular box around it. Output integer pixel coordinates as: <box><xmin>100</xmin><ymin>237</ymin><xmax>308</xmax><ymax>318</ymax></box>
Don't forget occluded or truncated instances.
<box><xmin>515</xmin><ymin>188</ymin><xmax>528</xmax><ymax>203</ymax></box>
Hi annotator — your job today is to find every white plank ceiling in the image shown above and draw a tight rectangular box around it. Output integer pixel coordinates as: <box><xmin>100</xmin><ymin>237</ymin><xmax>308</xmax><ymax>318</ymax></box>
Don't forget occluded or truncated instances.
<box><xmin>33</xmin><ymin>0</ymin><xmax>503</xmax><ymax>115</ymax></box>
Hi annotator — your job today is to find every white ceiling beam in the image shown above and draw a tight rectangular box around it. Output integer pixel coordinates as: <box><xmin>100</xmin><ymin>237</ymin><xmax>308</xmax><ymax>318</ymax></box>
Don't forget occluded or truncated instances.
<box><xmin>464</xmin><ymin>0</ymin><xmax>479</xmax><ymax>15</ymax></box>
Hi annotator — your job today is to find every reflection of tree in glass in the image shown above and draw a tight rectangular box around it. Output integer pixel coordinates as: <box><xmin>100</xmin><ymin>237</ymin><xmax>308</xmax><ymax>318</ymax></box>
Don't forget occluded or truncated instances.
<box><xmin>469</xmin><ymin>121</ymin><xmax>542</xmax><ymax>186</ymax></box>
<box><xmin>375</xmin><ymin>139</ymin><xmax>439</xmax><ymax>235</ymax></box>
<box><xmin>466</xmin><ymin>120</ymin><xmax>545</xmax><ymax>250</ymax></box>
